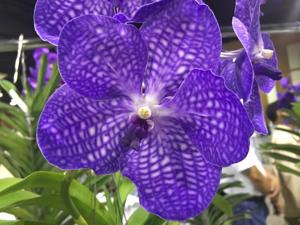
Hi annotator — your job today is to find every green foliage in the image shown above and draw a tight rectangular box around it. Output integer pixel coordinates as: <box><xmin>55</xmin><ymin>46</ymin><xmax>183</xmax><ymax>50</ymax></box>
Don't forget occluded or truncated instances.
<box><xmin>189</xmin><ymin>179</ymin><xmax>251</xmax><ymax>225</ymax></box>
<box><xmin>261</xmin><ymin>102</ymin><xmax>300</xmax><ymax>177</ymax></box>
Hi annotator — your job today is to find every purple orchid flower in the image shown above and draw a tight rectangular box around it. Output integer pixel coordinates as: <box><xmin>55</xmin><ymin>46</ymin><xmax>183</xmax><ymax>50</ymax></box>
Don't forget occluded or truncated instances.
<box><xmin>280</xmin><ymin>77</ymin><xmax>300</xmax><ymax>95</ymax></box>
<box><xmin>277</xmin><ymin>91</ymin><xmax>297</xmax><ymax>110</ymax></box>
<box><xmin>278</xmin><ymin>77</ymin><xmax>300</xmax><ymax>109</ymax></box>
<box><xmin>34</xmin><ymin>0</ymin><xmax>156</xmax><ymax>45</ymax></box>
<box><xmin>37</xmin><ymin>0</ymin><xmax>253</xmax><ymax>220</ymax></box>
<box><xmin>28</xmin><ymin>48</ymin><xmax>57</xmax><ymax>90</ymax></box>
<box><xmin>219</xmin><ymin>0</ymin><xmax>281</xmax><ymax>134</ymax></box>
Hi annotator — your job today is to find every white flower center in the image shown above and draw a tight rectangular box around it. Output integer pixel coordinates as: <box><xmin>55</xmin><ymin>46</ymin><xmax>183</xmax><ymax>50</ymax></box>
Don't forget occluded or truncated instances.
<box><xmin>254</xmin><ymin>49</ymin><xmax>274</xmax><ymax>60</ymax></box>
<box><xmin>137</xmin><ymin>106</ymin><xmax>152</xmax><ymax>119</ymax></box>
<box><xmin>261</xmin><ymin>49</ymin><xmax>274</xmax><ymax>59</ymax></box>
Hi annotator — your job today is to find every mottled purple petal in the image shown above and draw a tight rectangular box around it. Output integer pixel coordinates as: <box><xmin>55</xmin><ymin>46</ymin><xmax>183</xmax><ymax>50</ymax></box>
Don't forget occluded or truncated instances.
<box><xmin>34</xmin><ymin>0</ymin><xmax>115</xmax><ymax>45</ymax></box>
<box><xmin>260</xmin><ymin>33</ymin><xmax>280</xmax><ymax>69</ymax></box>
<box><xmin>37</xmin><ymin>85</ymin><xmax>132</xmax><ymax>174</ymax></box>
<box><xmin>117</xmin><ymin>0</ymin><xmax>156</xmax><ymax>20</ymax></box>
<box><xmin>232</xmin><ymin>17</ymin><xmax>254</xmax><ymax>54</ymax></box>
<box><xmin>234</xmin><ymin>0</ymin><xmax>262</xmax><ymax>45</ymax></box>
<box><xmin>164</xmin><ymin>69</ymin><xmax>254</xmax><ymax>166</ymax></box>
<box><xmin>121</xmin><ymin>119</ymin><xmax>221</xmax><ymax>220</ymax></box>
<box><xmin>58</xmin><ymin>15</ymin><xmax>147</xmax><ymax>99</ymax></box>
<box><xmin>220</xmin><ymin>50</ymin><xmax>254</xmax><ymax>101</ymax></box>
<box><xmin>141</xmin><ymin>0</ymin><xmax>221</xmax><ymax>100</ymax></box>
<box><xmin>113</xmin><ymin>13</ymin><xmax>129</xmax><ymax>23</ymax></box>
<box><xmin>133</xmin><ymin>0</ymin><xmax>204</xmax><ymax>23</ymax></box>
<box><xmin>244</xmin><ymin>82</ymin><xmax>268</xmax><ymax>134</ymax></box>
<box><xmin>255</xmin><ymin>74</ymin><xmax>275</xmax><ymax>93</ymax></box>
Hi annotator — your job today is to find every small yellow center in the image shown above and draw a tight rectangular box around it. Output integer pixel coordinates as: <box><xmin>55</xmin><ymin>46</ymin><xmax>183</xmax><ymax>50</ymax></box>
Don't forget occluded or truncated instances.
<box><xmin>261</xmin><ymin>49</ymin><xmax>274</xmax><ymax>59</ymax></box>
<box><xmin>138</xmin><ymin>106</ymin><xmax>152</xmax><ymax>119</ymax></box>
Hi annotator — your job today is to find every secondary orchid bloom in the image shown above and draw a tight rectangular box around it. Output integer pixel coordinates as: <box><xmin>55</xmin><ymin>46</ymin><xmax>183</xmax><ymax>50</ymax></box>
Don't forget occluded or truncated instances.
<box><xmin>37</xmin><ymin>0</ymin><xmax>254</xmax><ymax>220</ymax></box>
<box><xmin>277</xmin><ymin>77</ymin><xmax>300</xmax><ymax>109</ymax></box>
<box><xmin>28</xmin><ymin>48</ymin><xmax>57</xmax><ymax>90</ymax></box>
<box><xmin>219</xmin><ymin>0</ymin><xmax>281</xmax><ymax>134</ymax></box>
<box><xmin>34</xmin><ymin>0</ymin><xmax>155</xmax><ymax>45</ymax></box>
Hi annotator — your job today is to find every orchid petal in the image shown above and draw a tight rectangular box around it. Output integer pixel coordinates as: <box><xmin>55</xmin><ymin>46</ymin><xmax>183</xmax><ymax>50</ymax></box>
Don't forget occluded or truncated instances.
<box><xmin>234</xmin><ymin>0</ymin><xmax>262</xmax><ymax>45</ymax></box>
<box><xmin>232</xmin><ymin>17</ymin><xmax>255</xmax><ymax>54</ymax></box>
<box><xmin>164</xmin><ymin>69</ymin><xmax>254</xmax><ymax>166</ymax></box>
<box><xmin>244</xmin><ymin>82</ymin><xmax>268</xmax><ymax>134</ymax></box>
<box><xmin>220</xmin><ymin>50</ymin><xmax>254</xmax><ymax>101</ymax></box>
<box><xmin>37</xmin><ymin>85</ymin><xmax>132</xmax><ymax>174</ymax></box>
<box><xmin>117</xmin><ymin>0</ymin><xmax>156</xmax><ymax>20</ymax></box>
<box><xmin>34</xmin><ymin>0</ymin><xmax>115</xmax><ymax>45</ymax></box>
<box><xmin>121</xmin><ymin>119</ymin><xmax>221</xmax><ymax>220</ymax></box>
<box><xmin>141</xmin><ymin>0</ymin><xmax>221</xmax><ymax>100</ymax></box>
<box><xmin>58</xmin><ymin>15</ymin><xmax>147</xmax><ymax>99</ymax></box>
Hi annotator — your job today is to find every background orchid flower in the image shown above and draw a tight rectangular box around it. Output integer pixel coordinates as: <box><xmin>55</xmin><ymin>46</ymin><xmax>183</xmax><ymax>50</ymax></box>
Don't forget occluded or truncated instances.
<box><xmin>34</xmin><ymin>0</ymin><xmax>155</xmax><ymax>45</ymax></box>
<box><xmin>28</xmin><ymin>48</ymin><xmax>57</xmax><ymax>90</ymax></box>
<box><xmin>37</xmin><ymin>0</ymin><xmax>253</xmax><ymax>220</ymax></box>
<box><xmin>277</xmin><ymin>77</ymin><xmax>300</xmax><ymax>109</ymax></box>
<box><xmin>219</xmin><ymin>0</ymin><xmax>281</xmax><ymax>134</ymax></box>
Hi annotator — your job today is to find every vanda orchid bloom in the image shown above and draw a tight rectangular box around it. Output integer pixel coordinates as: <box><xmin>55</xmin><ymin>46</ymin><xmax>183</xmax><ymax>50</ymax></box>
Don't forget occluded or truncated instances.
<box><xmin>219</xmin><ymin>0</ymin><xmax>281</xmax><ymax>134</ymax></box>
<box><xmin>36</xmin><ymin>0</ymin><xmax>254</xmax><ymax>220</ymax></box>
<box><xmin>34</xmin><ymin>0</ymin><xmax>156</xmax><ymax>45</ymax></box>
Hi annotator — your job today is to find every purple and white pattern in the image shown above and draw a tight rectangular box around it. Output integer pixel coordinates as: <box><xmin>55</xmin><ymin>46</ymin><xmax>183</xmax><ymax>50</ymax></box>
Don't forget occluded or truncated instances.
<box><xmin>34</xmin><ymin>0</ymin><xmax>155</xmax><ymax>45</ymax></box>
<box><xmin>219</xmin><ymin>0</ymin><xmax>281</xmax><ymax>134</ymax></box>
<box><xmin>58</xmin><ymin>15</ymin><xmax>147</xmax><ymax>99</ymax></box>
<box><xmin>37</xmin><ymin>0</ymin><xmax>254</xmax><ymax>220</ymax></box>
<box><xmin>141</xmin><ymin>0</ymin><xmax>221</xmax><ymax>100</ymax></box>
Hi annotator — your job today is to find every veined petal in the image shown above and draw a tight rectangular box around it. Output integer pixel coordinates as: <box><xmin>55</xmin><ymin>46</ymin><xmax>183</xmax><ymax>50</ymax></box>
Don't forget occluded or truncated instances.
<box><xmin>244</xmin><ymin>81</ymin><xmax>268</xmax><ymax>134</ymax></box>
<box><xmin>234</xmin><ymin>0</ymin><xmax>262</xmax><ymax>45</ymax></box>
<box><xmin>37</xmin><ymin>85</ymin><xmax>132</xmax><ymax>174</ymax></box>
<box><xmin>58</xmin><ymin>15</ymin><xmax>147</xmax><ymax>99</ymax></box>
<box><xmin>220</xmin><ymin>50</ymin><xmax>254</xmax><ymax>101</ymax></box>
<box><xmin>141</xmin><ymin>0</ymin><xmax>221</xmax><ymax>100</ymax></box>
<box><xmin>133</xmin><ymin>0</ymin><xmax>204</xmax><ymax>23</ymax></box>
<box><xmin>121</xmin><ymin>119</ymin><xmax>221</xmax><ymax>220</ymax></box>
<box><xmin>232</xmin><ymin>17</ymin><xmax>255</xmax><ymax>54</ymax></box>
<box><xmin>117</xmin><ymin>0</ymin><xmax>156</xmax><ymax>20</ymax></box>
<box><xmin>164</xmin><ymin>69</ymin><xmax>254</xmax><ymax>166</ymax></box>
<box><xmin>34</xmin><ymin>0</ymin><xmax>115</xmax><ymax>45</ymax></box>
<box><xmin>255</xmin><ymin>75</ymin><xmax>275</xmax><ymax>93</ymax></box>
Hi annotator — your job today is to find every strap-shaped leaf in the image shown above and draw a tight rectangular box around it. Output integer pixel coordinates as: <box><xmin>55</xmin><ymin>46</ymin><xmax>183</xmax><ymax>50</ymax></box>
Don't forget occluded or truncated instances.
<box><xmin>31</xmin><ymin>63</ymin><xmax>61</xmax><ymax>116</ymax></box>
<box><xmin>212</xmin><ymin>194</ymin><xmax>233</xmax><ymax>216</ymax></box>
<box><xmin>0</xmin><ymin>221</ymin><xmax>52</xmax><ymax>225</ymax></box>
<box><xmin>263</xmin><ymin>151</ymin><xmax>300</xmax><ymax>164</ymax></box>
<box><xmin>275</xmin><ymin>162</ymin><xmax>300</xmax><ymax>177</ymax></box>
<box><xmin>262</xmin><ymin>143</ymin><xmax>300</xmax><ymax>156</ymax></box>
<box><xmin>32</xmin><ymin>55</ymin><xmax>48</xmax><ymax>99</ymax></box>
<box><xmin>0</xmin><ymin>172</ymin><xmax>113</xmax><ymax>225</ymax></box>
